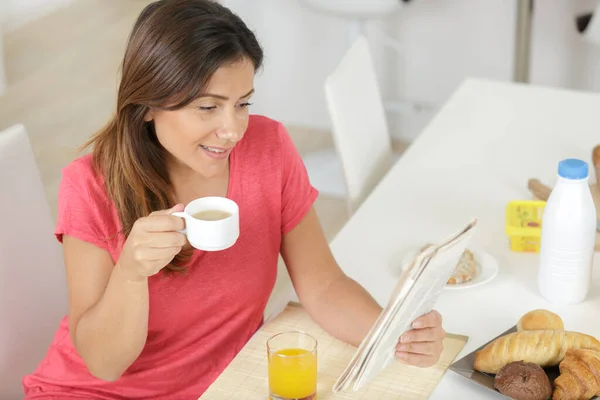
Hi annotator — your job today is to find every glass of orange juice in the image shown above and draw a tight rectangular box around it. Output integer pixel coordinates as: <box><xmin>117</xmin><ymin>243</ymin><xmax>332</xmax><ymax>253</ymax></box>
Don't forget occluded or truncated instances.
<box><xmin>267</xmin><ymin>331</ymin><xmax>318</xmax><ymax>400</ymax></box>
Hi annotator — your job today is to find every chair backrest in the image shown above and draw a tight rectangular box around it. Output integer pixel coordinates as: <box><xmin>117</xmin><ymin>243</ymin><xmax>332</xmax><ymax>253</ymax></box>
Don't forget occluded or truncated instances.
<box><xmin>324</xmin><ymin>35</ymin><xmax>393</xmax><ymax>212</ymax></box>
<box><xmin>0</xmin><ymin>124</ymin><xmax>67</xmax><ymax>399</ymax></box>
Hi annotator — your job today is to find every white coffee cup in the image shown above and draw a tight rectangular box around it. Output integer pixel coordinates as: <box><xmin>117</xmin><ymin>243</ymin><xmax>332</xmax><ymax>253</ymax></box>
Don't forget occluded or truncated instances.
<box><xmin>172</xmin><ymin>197</ymin><xmax>239</xmax><ymax>251</ymax></box>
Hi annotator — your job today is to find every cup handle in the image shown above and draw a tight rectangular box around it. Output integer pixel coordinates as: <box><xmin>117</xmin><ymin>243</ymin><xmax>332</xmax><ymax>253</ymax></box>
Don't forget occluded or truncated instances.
<box><xmin>171</xmin><ymin>211</ymin><xmax>188</xmax><ymax>235</ymax></box>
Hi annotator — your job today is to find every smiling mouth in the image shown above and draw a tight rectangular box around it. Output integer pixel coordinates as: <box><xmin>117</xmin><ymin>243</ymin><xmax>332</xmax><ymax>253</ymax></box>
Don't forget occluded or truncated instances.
<box><xmin>199</xmin><ymin>145</ymin><xmax>227</xmax><ymax>154</ymax></box>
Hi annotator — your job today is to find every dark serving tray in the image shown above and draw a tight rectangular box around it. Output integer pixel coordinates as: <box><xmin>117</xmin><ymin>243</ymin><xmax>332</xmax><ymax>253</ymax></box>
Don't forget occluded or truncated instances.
<box><xmin>448</xmin><ymin>325</ymin><xmax>596</xmax><ymax>399</ymax></box>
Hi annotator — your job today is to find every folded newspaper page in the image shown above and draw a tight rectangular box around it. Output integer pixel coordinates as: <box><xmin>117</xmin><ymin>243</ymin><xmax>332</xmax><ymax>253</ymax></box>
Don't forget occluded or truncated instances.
<box><xmin>333</xmin><ymin>218</ymin><xmax>478</xmax><ymax>392</ymax></box>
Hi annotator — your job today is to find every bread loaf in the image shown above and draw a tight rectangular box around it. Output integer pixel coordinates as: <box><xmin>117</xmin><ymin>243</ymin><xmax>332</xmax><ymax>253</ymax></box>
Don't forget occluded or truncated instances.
<box><xmin>473</xmin><ymin>330</ymin><xmax>600</xmax><ymax>374</ymax></box>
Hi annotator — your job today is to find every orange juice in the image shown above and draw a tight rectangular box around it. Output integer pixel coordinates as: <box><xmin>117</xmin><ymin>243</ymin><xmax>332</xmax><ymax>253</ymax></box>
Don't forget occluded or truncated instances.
<box><xmin>268</xmin><ymin>348</ymin><xmax>317</xmax><ymax>400</ymax></box>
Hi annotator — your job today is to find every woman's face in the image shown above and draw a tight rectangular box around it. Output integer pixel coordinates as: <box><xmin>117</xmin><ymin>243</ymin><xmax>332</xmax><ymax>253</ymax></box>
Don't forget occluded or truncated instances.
<box><xmin>146</xmin><ymin>58</ymin><xmax>255</xmax><ymax>179</ymax></box>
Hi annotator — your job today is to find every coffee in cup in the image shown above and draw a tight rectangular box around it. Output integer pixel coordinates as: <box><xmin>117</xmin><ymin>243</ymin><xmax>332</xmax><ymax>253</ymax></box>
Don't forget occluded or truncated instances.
<box><xmin>191</xmin><ymin>210</ymin><xmax>232</xmax><ymax>221</ymax></box>
<box><xmin>172</xmin><ymin>197</ymin><xmax>239</xmax><ymax>251</ymax></box>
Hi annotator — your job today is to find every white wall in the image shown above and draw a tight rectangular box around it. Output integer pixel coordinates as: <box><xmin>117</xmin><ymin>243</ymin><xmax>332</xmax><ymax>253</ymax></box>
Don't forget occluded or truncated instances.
<box><xmin>0</xmin><ymin>0</ymin><xmax>77</xmax><ymax>94</ymax></box>
<box><xmin>0</xmin><ymin>21</ymin><xmax>5</xmax><ymax>96</ymax></box>
<box><xmin>224</xmin><ymin>0</ymin><xmax>352</xmax><ymax>133</ymax></box>
<box><xmin>0</xmin><ymin>1</ymin><xmax>6</xmax><ymax>95</ymax></box>
<box><xmin>224</xmin><ymin>0</ymin><xmax>600</xmax><ymax>142</ymax></box>
<box><xmin>0</xmin><ymin>0</ymin><xmax>75</xmax><ymax>32</ymax></box>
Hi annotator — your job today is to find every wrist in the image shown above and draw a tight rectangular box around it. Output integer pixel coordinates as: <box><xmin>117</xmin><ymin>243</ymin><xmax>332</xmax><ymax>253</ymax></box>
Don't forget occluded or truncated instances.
<box><xmin>115</xmin><ymin>262</ymin><xmax>148</xmax><ymax>284</ymax></box>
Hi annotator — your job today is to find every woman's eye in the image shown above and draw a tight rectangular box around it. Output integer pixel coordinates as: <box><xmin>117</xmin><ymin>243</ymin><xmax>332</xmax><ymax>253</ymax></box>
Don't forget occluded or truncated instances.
<box><xmin>239</xmin><ymin>102</ymin><xmax>253</xmax><ymax>108</ymax></box>
<box><xmin>199</xmin><ymin>105</ymin><xmax>217</xmax><ymax>111</ymax></box>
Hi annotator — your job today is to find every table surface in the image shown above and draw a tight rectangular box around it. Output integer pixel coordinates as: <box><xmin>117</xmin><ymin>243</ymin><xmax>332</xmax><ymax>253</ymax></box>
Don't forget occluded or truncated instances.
<box><xmin>202</xmin><ymin>304</ymin><xmax>468</xmax><ymax>399</ymax></box>
<box><xmin>328</xmin><ymin>78</ymin><xmax>600</xmax><ymax>399</ymax></box>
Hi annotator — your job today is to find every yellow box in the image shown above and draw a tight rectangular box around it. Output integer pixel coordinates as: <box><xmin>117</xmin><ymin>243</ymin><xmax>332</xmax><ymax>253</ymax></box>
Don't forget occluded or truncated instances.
<box><xmin>505</xmin><ymin>200</ymin><xmax>546</xmax><ymax>252</ymax></box>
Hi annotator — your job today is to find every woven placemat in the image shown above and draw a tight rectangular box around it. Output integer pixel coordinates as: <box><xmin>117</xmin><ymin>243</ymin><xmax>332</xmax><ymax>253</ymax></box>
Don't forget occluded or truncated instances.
<box><xmin>201</xmin><ymin>304</ymin><xmax>468</xmax><ymax>399</ymax></box>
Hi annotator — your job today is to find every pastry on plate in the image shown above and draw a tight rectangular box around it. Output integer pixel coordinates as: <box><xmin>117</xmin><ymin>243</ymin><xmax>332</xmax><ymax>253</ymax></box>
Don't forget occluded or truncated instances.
<box><xmin>553</xmin><ymin>348</ymin><xmax>600</xmax><ymax>400</ymax></box>
<box><xmin>473</xmin><ymin>330</ymin><xmax>600</xmax><ymax>374</ymax></box>
<box><xmin>447</xmin><ymin>248</ymin><xmax>478</xmax><ymax>285</ymax></box>
<box><xmin>517</xmin><ymin>309</ymin><xmax>564</xmax><ymax>332</ymax></box>
<box><xmin>419</xmin><ymin>244</ymin><xmax>478</xmax><ymax>285</ymax></box>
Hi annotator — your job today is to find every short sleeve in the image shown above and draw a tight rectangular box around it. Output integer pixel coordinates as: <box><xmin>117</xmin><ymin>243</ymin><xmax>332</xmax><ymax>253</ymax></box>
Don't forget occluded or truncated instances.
<box><xmin>279</xmin><ymin>123</ymin><xmax>319</xmax><ymax>235</ymax></box>
<box><xmin>55</xmin><ymin>169</ymin><xmax>112</xmax><ymax>253</ymax></box>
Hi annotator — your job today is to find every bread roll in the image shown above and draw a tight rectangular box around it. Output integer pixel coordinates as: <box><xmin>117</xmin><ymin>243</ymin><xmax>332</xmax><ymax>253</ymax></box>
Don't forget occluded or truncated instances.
<box><xmin>494</xmin><ymin>361</ymin><xmax>552</xmax><ymax>400</ymax></box>
<box><xmin>473</xmin><ymin>330</ymin><xmax>600</xmax><ymax>374</ymax></box>
<box><xmin>517</xmin><ymin>309</ymin><xmax>564</xmax><ymax>331</ymax></box>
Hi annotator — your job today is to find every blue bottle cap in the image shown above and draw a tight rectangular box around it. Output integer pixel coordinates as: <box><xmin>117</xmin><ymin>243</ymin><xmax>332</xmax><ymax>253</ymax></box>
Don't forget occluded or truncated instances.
<box><xmin>558</xmin><ymin>158</ymin><xmax>589</xmax><ymax>180</ymax></box>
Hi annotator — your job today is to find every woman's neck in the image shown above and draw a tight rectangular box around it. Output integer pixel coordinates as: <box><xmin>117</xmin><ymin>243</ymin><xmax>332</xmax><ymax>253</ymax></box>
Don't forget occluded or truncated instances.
<box><xmin>167</xmin><ymin>158</ymin><xmax>230</xmax><ymax>205</ymax></box>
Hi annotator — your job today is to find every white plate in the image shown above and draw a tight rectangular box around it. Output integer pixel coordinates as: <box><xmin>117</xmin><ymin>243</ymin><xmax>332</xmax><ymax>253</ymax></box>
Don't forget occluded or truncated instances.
<box><xmin>399</xmin><ymin>246</ymin><xmax>499</xmax><ymax>290</ymax></box>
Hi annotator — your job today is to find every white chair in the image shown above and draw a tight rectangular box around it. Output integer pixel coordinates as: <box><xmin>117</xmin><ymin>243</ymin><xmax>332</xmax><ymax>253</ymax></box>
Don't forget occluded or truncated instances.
<box><xmin>300</xmin><ymin>0</ymin><xmax>406</xmax><ymax>199</ymax></box>
<box><xmin>0</xmin><ymin>124</ymin><xmax>68</xmax><ymax>399</ymax></box>
<box><xmin>323</xmin><ymin>35</ymin><xmax>395</xmax><ymax>214</ymax></box>
<box><xmin>287</xmin><ymin>36</ymin><xmax>396</xmax><ymax>306</ymax></box>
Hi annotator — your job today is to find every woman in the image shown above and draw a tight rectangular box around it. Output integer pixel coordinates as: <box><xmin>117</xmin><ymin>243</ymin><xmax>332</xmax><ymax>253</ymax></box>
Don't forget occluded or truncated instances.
<box><xmin>22</xmin><ymin>0</ymin><xmax>445</xmax><ymax>399</ymax></box>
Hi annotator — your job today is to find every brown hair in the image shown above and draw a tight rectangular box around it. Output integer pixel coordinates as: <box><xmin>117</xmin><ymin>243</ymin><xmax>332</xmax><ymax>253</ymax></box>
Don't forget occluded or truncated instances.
<box><xmin>83</xmin><ymin>0</ymin><xmax>263</xmax><ymax>272</ymax></box>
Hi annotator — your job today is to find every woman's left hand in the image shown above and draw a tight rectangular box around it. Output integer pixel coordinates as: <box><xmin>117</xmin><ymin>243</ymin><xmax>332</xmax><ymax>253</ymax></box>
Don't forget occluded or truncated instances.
<box><xmin>395</xmin><ymin>310</ymin><xmax>445</xmax><ymax>367</ymax></box>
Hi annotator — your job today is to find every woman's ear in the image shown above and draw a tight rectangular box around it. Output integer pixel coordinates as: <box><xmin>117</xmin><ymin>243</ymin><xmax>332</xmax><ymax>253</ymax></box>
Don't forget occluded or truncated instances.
<box><xmin>144</xmin><ymin>108</ymin><xmax>154</xmax><ymax>122</ymax></box>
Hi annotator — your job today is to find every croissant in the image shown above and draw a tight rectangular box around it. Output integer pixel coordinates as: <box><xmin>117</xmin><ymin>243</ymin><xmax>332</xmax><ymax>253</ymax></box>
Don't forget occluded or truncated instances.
<box><xmin>553</xmin><ymin>349</ymin><xmax>600</xmax><ymax>400</ymax></box>
<box><xmin>473</xmin><ymin>330</ymin><xmax>600</xmax><ymax>374</ymax></box>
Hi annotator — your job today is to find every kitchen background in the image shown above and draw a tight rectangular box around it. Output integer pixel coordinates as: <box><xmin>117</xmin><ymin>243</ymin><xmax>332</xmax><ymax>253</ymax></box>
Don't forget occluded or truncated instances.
<box><xmin>3</xmin><ymin>1</ymin><xmax>600</xmax><ymax>140</ymax></box>
<box><xmin>2</xmin><ymin>0</ymin><xmax>600</xmax><ymax>316</ymax></box>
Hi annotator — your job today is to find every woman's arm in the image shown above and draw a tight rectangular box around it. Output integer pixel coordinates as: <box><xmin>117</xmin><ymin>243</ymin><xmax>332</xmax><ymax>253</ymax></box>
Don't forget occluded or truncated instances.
<box><xmin>281</xmin><ymin>208</ymin><xmax>445</xmax><ymax>366</ymax></box>
<box><xmin>63</xmin><ymin>205</ymin><xmax>186</xmax><ymax>381</ymax></box>
<box><xmin>64</xmin><ymin>236</ymin><xmax>149</xmax><ymax>381</ymax></box>
<box><xmin>280</xmin><ymin>208</ymin><xmax>382</xmax><ymax>346</ymax></box>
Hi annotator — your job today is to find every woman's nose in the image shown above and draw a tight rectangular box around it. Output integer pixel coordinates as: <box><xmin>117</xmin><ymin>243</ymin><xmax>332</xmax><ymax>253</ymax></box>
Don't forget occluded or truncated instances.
<box><xmin>216</xmin><ymin>110</ymin><xmax>245</xmax><ymax>142</ymax></box>
<box><xmin>216</xmin><ymin>128</ymin><xmax>243</xmax><ymax>142</ymax></box>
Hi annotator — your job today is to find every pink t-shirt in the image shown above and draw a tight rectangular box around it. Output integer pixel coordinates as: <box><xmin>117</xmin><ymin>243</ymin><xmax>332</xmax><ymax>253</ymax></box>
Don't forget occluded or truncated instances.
<box><xmin>22</xmin><ymin>115</ymin><xmax>318</xmax><ymax>400</ymax></box>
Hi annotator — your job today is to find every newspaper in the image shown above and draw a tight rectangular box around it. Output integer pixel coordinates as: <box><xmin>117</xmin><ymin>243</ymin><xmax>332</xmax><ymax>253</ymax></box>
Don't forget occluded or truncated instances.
<box><xmin>333</xmin><ymin>218</ymin><xmax>479</xmax><ymax>392</ymax></box>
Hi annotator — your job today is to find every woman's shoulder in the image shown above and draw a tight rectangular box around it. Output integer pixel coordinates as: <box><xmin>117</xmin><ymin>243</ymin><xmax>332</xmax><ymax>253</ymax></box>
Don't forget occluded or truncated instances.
<box><xmin>239</xmin><ymin>114</ymin><xmax>298</xmax><ymax>161</ymax></box>
<box><xmin>247</xmin><ymin>114</ymin><xmax>282</xmax><ymax>132</ymax></box>
<box><xmin>62</xmin><ymin>153</ymin><xmax>98</xmax><ymax>182</ymax></box>
<box><xmin>60</xmin><ymin>153</ymin><xmax>109</xmax><ymax>203</ymax></box>
<box><xmin>56</xmin><ymin>153</ymin><xmax>122</xmax><ymax>253</ymax></box>
<box><xmin>244</xmin><ymin>115</ymin><xmax>287</xmax><ymax>148</ymax></box>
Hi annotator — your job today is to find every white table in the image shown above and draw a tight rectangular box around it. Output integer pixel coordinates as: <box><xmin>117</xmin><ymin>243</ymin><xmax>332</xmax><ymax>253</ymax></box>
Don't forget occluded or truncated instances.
<box><xmin>329</xmin><ymin>78</ymin><xmax>600</xmax><ymax>399</ymax></box>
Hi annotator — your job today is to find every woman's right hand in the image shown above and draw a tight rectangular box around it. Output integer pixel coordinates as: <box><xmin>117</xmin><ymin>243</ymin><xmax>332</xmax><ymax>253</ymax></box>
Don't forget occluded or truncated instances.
<box><xmin>117</xmin><ymin>204</ymin><xmax>187</xmax><ymax>281</ymax></box>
